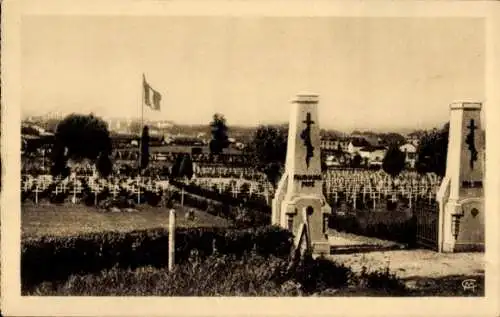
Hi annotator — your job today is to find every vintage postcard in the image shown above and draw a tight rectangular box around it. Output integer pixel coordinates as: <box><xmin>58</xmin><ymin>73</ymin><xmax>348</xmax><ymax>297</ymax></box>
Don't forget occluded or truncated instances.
<box><xmin>2</xmin><ymin>0</ymin><xmax>500</xmax><ymax>316</ymax></box>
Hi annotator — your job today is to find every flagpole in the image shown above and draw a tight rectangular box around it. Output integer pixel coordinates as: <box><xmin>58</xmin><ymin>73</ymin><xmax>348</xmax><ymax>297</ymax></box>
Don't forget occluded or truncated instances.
<box><xmin>139</xmin><ymin>74</ymin><xmax>144</xmax><ymax>172</ymax></box>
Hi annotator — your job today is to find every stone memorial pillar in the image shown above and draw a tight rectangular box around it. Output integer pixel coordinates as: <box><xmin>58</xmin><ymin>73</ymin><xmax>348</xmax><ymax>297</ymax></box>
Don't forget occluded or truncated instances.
<box><xmin>437</xmin><ymin>102</ymin><xmax>485</xmax><ymax>252</ymax></box>
<box><xmin>272</xmin><ymin>94</ymin><xmax>332</xmax><ymax>255</ymax></box>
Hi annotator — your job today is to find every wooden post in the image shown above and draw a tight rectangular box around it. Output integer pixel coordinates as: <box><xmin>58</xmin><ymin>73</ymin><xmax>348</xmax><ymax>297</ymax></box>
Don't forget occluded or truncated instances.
<box><xmin>93</xmin><ymin>185</ymin><xmax>99</xmax><ymax>206</ymax></box>
<box><xmin>181</xmin><ymin>187</ymin><xmax>185</xmax><ymax>207</ymax></box>
<box><xmin>34</xmin><ymin>183</ymin><xmax>40</xmax><ymax>205</ymax></box>
<box><xmin>168</xmin><ymin>209</ymin><xmax>176</xmax><ymax>272</ymax></box>
<box><xmin>137</xmin><ymin>177</ymin><xmax>141</xmax><ymax>205</ymax></box>
<box><xmin>352</xmin><ymin>191</ymin><xmax>356</xmax><ymax>210</ymax></box>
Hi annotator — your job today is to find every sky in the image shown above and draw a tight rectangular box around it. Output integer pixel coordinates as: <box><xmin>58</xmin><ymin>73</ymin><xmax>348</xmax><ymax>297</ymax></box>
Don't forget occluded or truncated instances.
<box><xmin>21</xmin><ymin>16</ymin><xmax>485</xmax><ymax>132</ymax></box>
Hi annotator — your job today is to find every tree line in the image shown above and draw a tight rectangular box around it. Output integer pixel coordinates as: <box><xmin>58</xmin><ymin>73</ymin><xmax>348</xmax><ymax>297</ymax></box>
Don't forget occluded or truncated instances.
<box><xmin>47</xmin><ymin>113</ymin><xmax>451</xmax><ymax>184</ymax></box>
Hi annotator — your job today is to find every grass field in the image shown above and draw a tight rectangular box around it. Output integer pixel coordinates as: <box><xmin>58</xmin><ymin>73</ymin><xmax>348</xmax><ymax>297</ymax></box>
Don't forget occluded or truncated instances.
<box><xmin>21</xmin><ymin>203</ymin><xmax>231</xmax><ymax>239</ymax></box>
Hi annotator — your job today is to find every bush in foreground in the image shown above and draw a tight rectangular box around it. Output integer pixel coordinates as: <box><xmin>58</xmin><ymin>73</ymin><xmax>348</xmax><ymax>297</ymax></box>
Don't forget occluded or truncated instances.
<box><xmin>21</xmin><ymin>225</ymin><xmax>293</xmax><ymax>292</ymax></box>
<box><xmin>28</xmin><ymin>252</ymin><xmax>408</xmax><ymax>296</ymax></box>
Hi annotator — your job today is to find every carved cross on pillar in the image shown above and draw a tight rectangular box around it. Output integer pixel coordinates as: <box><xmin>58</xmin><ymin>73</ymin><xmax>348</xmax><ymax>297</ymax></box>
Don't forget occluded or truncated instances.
<box><xmin>465</xmin><ymin>119</ymin><xmax>478</xmax><ymax>170</ymax></box>
<box><xmin>300</xmin><ymin>112</ymin><xmax>315</xmax><ymax>168</ymax></box>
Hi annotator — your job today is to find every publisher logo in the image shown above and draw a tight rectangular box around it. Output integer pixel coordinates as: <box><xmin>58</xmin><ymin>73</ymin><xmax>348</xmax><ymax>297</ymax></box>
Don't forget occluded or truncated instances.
<box><xmin>461</xmin><ymin>279</ymin><xmax>477</xmax><ymax>293</ymax></box>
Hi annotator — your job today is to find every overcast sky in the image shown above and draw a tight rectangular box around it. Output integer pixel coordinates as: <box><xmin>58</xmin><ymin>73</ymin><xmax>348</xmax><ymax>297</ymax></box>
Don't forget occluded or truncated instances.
<box><xmin>21</xmin><ymin>16</ymin><xmax>485</xmax><ymax>132</ymax></box>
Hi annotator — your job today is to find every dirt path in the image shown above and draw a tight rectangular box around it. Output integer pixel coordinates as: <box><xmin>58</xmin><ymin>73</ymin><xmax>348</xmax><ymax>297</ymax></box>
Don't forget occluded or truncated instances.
<box><xmin>328</xmin><ymin>250</ymin><xmax>483</xmax><ymax>280</ymax></box>
<box><xmin>325</xmin><ymin>230</ymin><xmax>484</xmax><ymax>295</ymax></box>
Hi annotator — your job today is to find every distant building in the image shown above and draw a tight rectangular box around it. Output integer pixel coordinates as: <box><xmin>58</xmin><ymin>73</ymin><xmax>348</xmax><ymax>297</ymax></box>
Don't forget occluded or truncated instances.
<box><xmin>320</xmin><ymin>139</ymin><xmax>338</xmax><ymax>151</ymax></box>
<box><xmin>154</xmin><ymin>121</ymin><xmax>174</xmax><ymax>129</ymax></box>
<box><xmin>320</xmin><ymin>138</ymin><xmax>347</xmax><ymax>151</ymax></box>
<box><xmin>358</xmin><ymin>145</ymin><xmax>387</xmax><ymax>166</ymax></box>
<box><xmin>347</xmin><ymin>138</ymin><xmax>372</xmax><ymax>155</ymax></box>
<box><xmin>405</xmin><ymin>132</ymin><xmax>422</xmax><ymax>148</ymax></box>
<box><xmin>45</xmin><ymin>111</ymin><xmax>63</xmax><ymax>121</ymax></box>
<box><xmin>399</xmin><ymin>143</ymin><xmax>418</xmax><ymax>168</ymax></box>
<box><xmin>107</xmin><ymin>119</ymin><xmax>122</xmax><ymax>132</ymax></box>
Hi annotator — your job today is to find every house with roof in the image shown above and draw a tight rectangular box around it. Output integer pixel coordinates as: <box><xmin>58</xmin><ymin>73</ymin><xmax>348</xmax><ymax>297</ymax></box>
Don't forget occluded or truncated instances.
<box><xmin>321</xmin><ymin>137</ymin><xmax>350</xmax><ymax>151</ymax></box>
<box><xmin>399</xmin><ymin>142</ymin><xmax>418</xmax><ymax>168</ymax></box>
<box><xmin>358</xmin><ymin>145</ymin><xmax>387</xmax><ymax>167</ymax></box>
<box><xmin>347</xmin><ymin>138</ymin><xmax>372</xmax><ymax>156</ymax></box>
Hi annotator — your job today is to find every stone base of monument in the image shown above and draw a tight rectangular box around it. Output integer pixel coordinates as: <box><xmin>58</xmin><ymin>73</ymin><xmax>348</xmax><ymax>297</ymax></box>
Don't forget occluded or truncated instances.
<box><xmin>312</xmin><ymin>242</ymin><xmax>331</xmax><ymax>256</ymax></box>
<box><xmin>441</xmin><ymin>197</ymin><xmax>484</xmax><ymax>253</ymax></box>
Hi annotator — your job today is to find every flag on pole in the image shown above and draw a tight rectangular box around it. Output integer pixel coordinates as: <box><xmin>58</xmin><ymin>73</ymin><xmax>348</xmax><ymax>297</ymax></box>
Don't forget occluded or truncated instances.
<box><xmin>143</xmin><ymin>74</ymin><xmax>162</xmax><ymax>111</ymax></box>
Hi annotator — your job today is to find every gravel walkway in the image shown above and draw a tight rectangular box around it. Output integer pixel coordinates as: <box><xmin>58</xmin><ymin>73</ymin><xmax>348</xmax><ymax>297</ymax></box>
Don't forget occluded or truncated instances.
<box><xmin>328</xmin><ymin>250</ymin><xmax>484</xmax><ymax>280</ymax></box>
<box><xmin>325</xmin><ymin>230</ymin><xmax>484</xmax><ymax>294</ymax></box>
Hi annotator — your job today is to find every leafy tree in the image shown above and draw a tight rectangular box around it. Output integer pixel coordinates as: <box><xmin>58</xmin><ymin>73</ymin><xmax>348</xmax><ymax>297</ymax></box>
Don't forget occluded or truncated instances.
<box><xmin>320</xmin><ymin>152</ymin><xmax>327</xmax><ymax>172</ymax></box>
<box><xmin>51</xmin><ymin>113</ymin><xmax>112</xmax><ymax>177</ymax></box>
<box><xmin>415</xmin><ymin>122</ymin><xmax>449</xmax><ymax>176</ymax></box>
<box><xmin>380</xmin><ymin>132</ymin><xmax>406</xmax><ymax>146</ymax></box>
<box><xmin>50</xmin><ymin>143</ymin><xmax>70</xmax><ymax>178</ymax></box>
<box><xmin>96</xmin><ymin>152</ymin><xmax>113</xmax><ymax>178</ymax></box>
<box><xmin>209</xmin><ymin>113</ymin><xmax>230</xmax><ymax>154</ymax></box>
<box><xmin>140</xmin><ymin>126</ymin><xmax>150</xmax><ymax>170</ymax></box>
<box><xmin>21</xmin><ymin>125</ymin><xmax>40</xmax><ymax>135</ymax></box>
<box><xmin>178</xmin><ymin>154</ymin><xmax>194</xmax><ymax>180</ymax></box>
<box><xmin>44</xmin><ymin>119</ymin><xmax>61</xmax><ymax>133</ymax></box>
<box><xmin>248</xmin><ymin>125</ymin><xmax>288</xmax><ymax>186</ymax></box>
<box><xmin>351</xmin><ymin>154</ymin><xmax>362</xmax><ymax>168</ymax></box>
<box><xmin>129</xmin><ymin>120</ymin><xmax>142</xmax><ymax>135</ymax></box>
<box><xmin>382</xmin><ymin>144</ymin><xmax>406</xmax><ymax>177</ymax></box>
<box><xmin>170</xmin><ymin>155</ymin><xmax>184</xmax><ymax>178</ymax></box>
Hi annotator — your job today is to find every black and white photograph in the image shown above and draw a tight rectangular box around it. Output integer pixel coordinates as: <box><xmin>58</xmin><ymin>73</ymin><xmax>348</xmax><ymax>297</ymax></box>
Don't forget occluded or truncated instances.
<box><xmin>1</xmin><ymin>1</ymin><xmax>500</xmax><ymax>316</ymax></box>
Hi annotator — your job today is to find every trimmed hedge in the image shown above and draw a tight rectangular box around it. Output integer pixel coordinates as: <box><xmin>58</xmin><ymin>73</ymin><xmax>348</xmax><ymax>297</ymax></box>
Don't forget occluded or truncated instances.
<box><xmin>169</xmin><ymin>179</ymin><xmax>271</xmax><ymax>213</ymax></box>
<box><xmin>169</xmin><ymin>187</ymin><xmax>271</xmax><ymax>228</ymax></box>
<box><xmin>21</xmin><ymin>225</ymin><xmax>293</xmax><ymax>292</ymax></box>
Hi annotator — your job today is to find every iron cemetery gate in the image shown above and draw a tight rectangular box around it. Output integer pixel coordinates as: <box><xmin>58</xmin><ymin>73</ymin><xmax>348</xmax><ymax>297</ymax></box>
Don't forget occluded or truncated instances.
<box><xmin>413</xmin><ymin>198</ymin><xmax>440</xmax><ymax>250</ymax></box>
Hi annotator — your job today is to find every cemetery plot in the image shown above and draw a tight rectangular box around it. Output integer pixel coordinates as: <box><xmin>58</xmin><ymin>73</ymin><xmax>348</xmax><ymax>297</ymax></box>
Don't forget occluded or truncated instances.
<box><xmin>21</xmin><ymin>169</ymin><xmax>440</xmax><ymax>208</ymax></box>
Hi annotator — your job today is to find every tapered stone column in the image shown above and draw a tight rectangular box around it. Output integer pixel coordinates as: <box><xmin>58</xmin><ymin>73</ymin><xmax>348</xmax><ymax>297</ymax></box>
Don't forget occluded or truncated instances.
<box><xmin>437</xmin><ymin>102</ymin><xmax>484</xmax><ymax>252</ymax></box>
<box><xmin>272</xmin><ymin>94</ymin><xmax>331</xmax><ymax>255</ymax></box>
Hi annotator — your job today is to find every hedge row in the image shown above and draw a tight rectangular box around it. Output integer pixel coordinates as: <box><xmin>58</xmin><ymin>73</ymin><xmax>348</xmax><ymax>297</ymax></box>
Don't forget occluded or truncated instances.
<box><xmin>168</xmin><ymin>190</ymin><xmax>270</xmax><ymax>228</ymax></box>
<box><xmin>21</xmin><ymin>225</ymin><xmax>293</xmax><ymax>292</ymax></box>
<box><xmin>170</xmin><ymin>179</ymin><xmax>271</xmax><ymax>213</ymax></box>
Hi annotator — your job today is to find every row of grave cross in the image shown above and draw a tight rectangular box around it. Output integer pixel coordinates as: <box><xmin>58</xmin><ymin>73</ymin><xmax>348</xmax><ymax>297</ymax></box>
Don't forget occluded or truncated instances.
<box><xmin>22</xmin><ymin>172</ymin><xmax>440</xmax><ymax>207</ymax></box>
<box><xmin>193</xmin><ymin>167</ymin><xmax>268</xmax><ymax>182</ymax></box>
<box><xmin>188</xmin><ymin>177</ymin><xmax>274</xmax><ymax>201</ymax></box>
<box><xmin>326</xmin><ymin>187</ymin><xmax>437</xmax><ymax>210</ymax></box>
<box><xmin>22</xmin><ymin>175</ymin><xmax>169</xmax><ymax>205</ymax></box>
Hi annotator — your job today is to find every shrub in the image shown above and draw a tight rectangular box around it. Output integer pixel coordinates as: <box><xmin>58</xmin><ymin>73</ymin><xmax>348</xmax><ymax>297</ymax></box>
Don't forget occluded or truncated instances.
<box><xmin>27</xmin><ymin>252</ymin><xmax>410</xmax><ymax>296</ymax></box>
<box><xmin>144</xmin><ymin>191</ymin><xmax>162</xmax><ymax>206</ymax></box>
<box><xmin>290</xmin><ymin>255</ymin><xmax>352</xmax><ymax>293</ymax></box>
<box><xmin>29</xmin><ymin>254</ymin><xmax>292</xmax><ymax>296</ymax></box>
<box><xmin>21</xmin><ymin>225</ymin><xmax>293</xmax><ymax>293</ymax></box>
<box><xmin>382</xmin><ymin>145</ymin><xmax>406</xmax><ymax>177</ymax></box>
<box><xmin>49</xmin><ymin>191</ymin><xmax>68</xmax><ymax>204</ymax></box>
<box><xmin>358</xmin><ymin>266</ymin><xmax>407</xmax><ymax>294</ymax></box>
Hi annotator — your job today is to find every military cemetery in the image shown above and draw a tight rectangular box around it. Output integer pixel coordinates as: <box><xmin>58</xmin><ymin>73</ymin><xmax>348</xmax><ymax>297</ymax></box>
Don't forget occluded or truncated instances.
<box><xmin>16</xmin><ymin>16</ymin><xmax>486</xmax><ymax>298</ymax></box>
<box><xmin>19</xmin><ymin>93</ymin><xmax>486</xmax><ymax>297</ymax></box>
